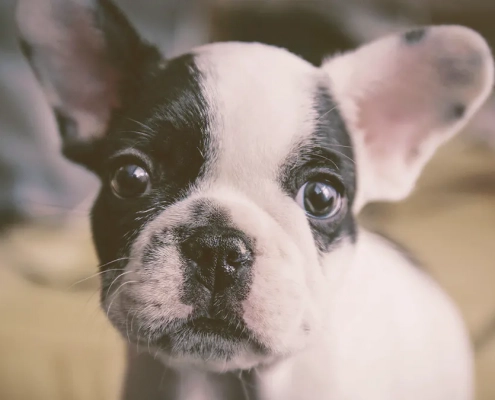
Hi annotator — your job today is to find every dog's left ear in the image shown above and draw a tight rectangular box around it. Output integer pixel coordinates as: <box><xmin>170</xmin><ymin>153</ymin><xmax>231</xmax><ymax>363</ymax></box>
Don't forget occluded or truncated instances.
<box><xmin>16</xmin><ymin>0</ymin><xmax>162</xmax><ymax>167</ymax></box>
<box><xmin>323</xmin><ymin>26</ymin><xmax>494</xmax><ymax>211</ymax></box>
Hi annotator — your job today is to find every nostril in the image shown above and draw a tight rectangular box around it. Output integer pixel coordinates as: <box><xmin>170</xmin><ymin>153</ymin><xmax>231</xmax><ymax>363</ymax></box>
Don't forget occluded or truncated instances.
<box><xmin>198</xmin><ymin>247</ymin><xmax>214</xmax><ymax>265</ymax></box>
<box><xmin>225</xmin><ymin>248</ymin><xmax>251</xmax><ymax>267</ymax></box>
<box><xmin>226</xmin><ymin>250</ymin><xmax>242</xmax><ymax>265</ymax></box>
<box><xmin>182</xmin><ymin>240</ymin><xmax>215</xmax><ymax>266</ymax></box>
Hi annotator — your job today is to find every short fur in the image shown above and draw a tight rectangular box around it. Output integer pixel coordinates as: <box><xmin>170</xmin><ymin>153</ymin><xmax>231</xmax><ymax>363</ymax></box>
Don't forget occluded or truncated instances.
<box><xmin>16</xmin><ymin>0</ymin><xmax>494</xmax><ymax>399</ymax></box>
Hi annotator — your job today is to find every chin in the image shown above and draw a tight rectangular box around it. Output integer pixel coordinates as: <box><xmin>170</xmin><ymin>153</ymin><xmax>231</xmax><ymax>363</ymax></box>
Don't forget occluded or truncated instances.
<box><xmin>129</xmin><ymin>317</ymin><xmax>272</xmax><ymax>372</ymax></box>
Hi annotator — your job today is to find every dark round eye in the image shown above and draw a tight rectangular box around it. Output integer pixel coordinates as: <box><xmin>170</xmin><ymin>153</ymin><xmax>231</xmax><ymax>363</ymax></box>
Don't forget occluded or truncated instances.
<box><xmin>110</xmin><ymin>164</ymin><xmax>150</xmax><ymax>198</ymax></box>
<box><xmin>296</xmin><ymin>180</ymin><xmax>344</xmax><ymax>219</ymax></box>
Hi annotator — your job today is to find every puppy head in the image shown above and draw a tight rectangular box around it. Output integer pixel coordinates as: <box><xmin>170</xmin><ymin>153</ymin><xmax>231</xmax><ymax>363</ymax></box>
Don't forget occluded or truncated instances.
<box><xmin>17</xmin><ymin>0</ymin><xmax>493</xmax><ymax>371</ymax></box>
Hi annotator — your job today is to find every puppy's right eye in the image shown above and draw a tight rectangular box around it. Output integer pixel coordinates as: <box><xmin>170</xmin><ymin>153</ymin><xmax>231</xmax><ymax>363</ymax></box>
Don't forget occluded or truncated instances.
<box><xmin>110</xmin><ymin>164</ymin><xmax>150</xmax><ymax>198</ymax></box>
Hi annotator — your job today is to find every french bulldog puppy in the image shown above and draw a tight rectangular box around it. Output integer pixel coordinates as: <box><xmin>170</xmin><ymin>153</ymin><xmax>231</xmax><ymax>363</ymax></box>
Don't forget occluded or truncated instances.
<box><xmin>16</xmin><ymin>0</ymin><xmax>494</xmax><ymax>399</ymax></box>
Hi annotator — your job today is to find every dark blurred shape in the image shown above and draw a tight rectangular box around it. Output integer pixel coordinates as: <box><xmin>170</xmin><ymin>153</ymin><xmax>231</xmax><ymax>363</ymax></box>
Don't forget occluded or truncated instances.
<box><xmin>211</xmin><ymin>2</ymin><xmax>355</xmax><ymax>66</ymax></box>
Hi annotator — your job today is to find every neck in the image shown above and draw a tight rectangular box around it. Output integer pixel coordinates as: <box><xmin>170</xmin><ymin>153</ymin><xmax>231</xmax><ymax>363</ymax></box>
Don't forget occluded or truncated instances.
<box><xmin>122</xmin><ymin>345</ymin><xmax>314</xmax><ymax>400</ymax></box>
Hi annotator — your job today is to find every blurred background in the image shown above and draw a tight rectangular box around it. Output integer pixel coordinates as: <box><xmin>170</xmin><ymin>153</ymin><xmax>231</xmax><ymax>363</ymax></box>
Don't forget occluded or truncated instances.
<box><xmin>0</xmin><ymin>0</ymin><xmax>494</xmax><ymax>399</ymax></box>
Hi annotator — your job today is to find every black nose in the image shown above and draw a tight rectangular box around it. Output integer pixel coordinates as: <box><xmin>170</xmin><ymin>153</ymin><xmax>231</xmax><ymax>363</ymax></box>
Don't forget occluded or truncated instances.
<box><xmin>180</xmin><ymin>227</ymin><xmax>253</xmax><ymax>292</ymax></box>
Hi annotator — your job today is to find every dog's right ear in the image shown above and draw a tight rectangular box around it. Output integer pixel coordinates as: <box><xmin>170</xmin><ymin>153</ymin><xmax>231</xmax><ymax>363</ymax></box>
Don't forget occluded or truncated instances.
<box><xmin>16</xmin><ymin>0</ymin><xmax>162</xmax><ymax>168</ymax></box>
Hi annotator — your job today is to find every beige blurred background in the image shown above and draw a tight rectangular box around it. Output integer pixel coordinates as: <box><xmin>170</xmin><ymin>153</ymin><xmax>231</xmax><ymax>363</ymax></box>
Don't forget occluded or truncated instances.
<box><xmin>0</xmin><ymin>0</ymin><xmax>494</xmax><ymax>399</ymax></box>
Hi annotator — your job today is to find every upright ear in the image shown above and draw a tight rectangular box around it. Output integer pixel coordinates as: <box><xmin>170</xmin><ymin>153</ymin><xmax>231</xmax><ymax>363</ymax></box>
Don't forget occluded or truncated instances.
<box><xmin>323</xmin><ymin>26</ymin><xmax>494</xmax><ymax>211</ymax></box>
<box><xmin>16</xmin><ymin>0</ymin><xmax>162</xmax><ymax>167</ymax></box>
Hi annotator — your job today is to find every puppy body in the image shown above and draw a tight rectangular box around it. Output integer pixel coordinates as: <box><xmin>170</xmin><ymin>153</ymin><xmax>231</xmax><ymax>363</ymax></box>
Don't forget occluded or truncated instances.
<box><xmin>273</xmin><ymin>230</ymin><xmax>472</xmax><ymax>400</ymax></box>
<box><xmin>16</xmin><ymin>1</ymin><xmax>493</xmax><ymax>399</ymax></box>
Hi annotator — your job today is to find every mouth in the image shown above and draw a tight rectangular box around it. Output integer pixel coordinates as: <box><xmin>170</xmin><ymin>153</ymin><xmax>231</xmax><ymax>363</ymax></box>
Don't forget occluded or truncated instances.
<box><xmin>149</xmin><ymin>316</ymin><xmax>255</xmax><ymax>358</ymax></box>
<box><xmin>184</xmin><ymin>317</ymin><xmax>249</xmax><ymax>339</ymax></box>
<box><xmin>133</xmin><ymin>314</ymin><xmax>269</xmax><ymax>369</ymax></box>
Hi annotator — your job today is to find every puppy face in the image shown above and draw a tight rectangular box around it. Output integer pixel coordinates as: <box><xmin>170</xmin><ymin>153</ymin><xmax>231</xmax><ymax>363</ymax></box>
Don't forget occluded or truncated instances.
<box><xmin>93</xmin><ymin>44</ymin><xmax>356</xmax><ymax>370</ymax></box>
<box><xmin>17</xmin><ymin>0</ymin><xmax>493</xmax><ymax>371</ymax></box>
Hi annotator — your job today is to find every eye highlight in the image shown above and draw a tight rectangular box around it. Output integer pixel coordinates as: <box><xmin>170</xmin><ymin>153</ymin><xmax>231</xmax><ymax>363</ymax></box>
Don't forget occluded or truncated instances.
<box><xmin>110</xmin><ymin>164</ymin><xmax>151</xmax><ymax>198</ymax></box>
<box><xmin>296</xmin><ymin>179</ymin><xmax>344</xmax><ymax>219</ymax></box>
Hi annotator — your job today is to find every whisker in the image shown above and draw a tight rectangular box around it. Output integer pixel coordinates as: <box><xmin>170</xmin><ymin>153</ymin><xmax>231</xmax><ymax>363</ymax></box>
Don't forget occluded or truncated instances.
<box><xmin>120</xmin><ymin>130</ymin><xmax>155</xmax><ymax>139</ymax></box>
<box><xmin>67</xmin><ymin>257</ymin><xmax>132</xmax><ymax>289</ymax></box>
<box><xmin>105</xmin><ymin>270</ymin><xmax>135</xmax><ymax>298</ymax></box>
<box><xmin>238</xmin><ymin>371</ymin><xmax>252</xmax><ymax>400</ymax></box>
<box><xmin>311</xmin><ymin>153</ymin><xmax>339</xmax><ymax>170</ymax></box>
<box><xmin>126</xmin><ymin>308</ymin><xmax>133</xmax><ymax>344</ymax></box>
<box><xmin>119</xmin><ymin>136</ymin><xmax>152</xmax><ymax>150</ymax></box>
<box><xmin>106</xmin><ymin>280</ymin><xmax>137</xmax><ymax>319</ymax></box>
<box><xmin>331</xmin><ymin>149</ymin><xmax>355</xmax><ymax>165</ymax></box>
<box><xmin>312</xmin><ymin>148</ymin><xmax>356</xmax><ymax>168</ymax></box>
<box><xmin>129</xmin><ymin>309</ymin><xmax>141</xmax><ymax>352</ymax></box>
<box><xmin>99</xmin><ymin>256</ymin><xmax>133</xmax><ymax>270</ymax></box>
<box><xmin>328</xmin><ymin>144</ymin><xmax>353</xmax><ymax>149</ymax></box>
<box><xmin>315</xmin><ymin>105</ymin><xmax>338</xmax><ymax>123</ymax></box>
<box><xmin>136</xmin><ymin>206</ymin><xmax>158</xmax><ymax>215</ymax></box>
<box><xmin>127</xmin><ymin>118</ymin><xmax>154</xmax><ymax>133</ymax></box>
<box><xmin>68</xmin><ymin>267</ymin><xmax>125</xmax><ymax>290</ymax></box>
<box><xmin>314</xmin><ymin>105</ymin><xmax>357</xmax><ymax>166</ymax></box>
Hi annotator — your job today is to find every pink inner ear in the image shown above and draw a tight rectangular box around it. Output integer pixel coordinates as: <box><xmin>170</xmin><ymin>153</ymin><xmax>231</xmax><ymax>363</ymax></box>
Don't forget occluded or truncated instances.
<box><xmin>356</xmin><ymin>58</ymin><xmax>440</xmax><ymax>165</ymax></box>
<box><xmin>56</xmin><ymin>11</ymin><xmax>122</xmax><ymax>132</ymax></box>
<box><xmin>20</xmin><ymin>0</ymin><xmax>125</xmax><ymax>140</ymax></box>
<box><xmin>325</xmin><ymin>26</ymin><xmax>493</xmax><ymax>205</ymax></box>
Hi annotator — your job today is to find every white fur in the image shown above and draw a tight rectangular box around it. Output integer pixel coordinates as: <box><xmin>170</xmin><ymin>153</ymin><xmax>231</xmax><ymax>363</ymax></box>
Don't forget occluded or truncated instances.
<box><xmin>17</xmin><ymin>3</ymin><xmax>492</xmax><ymax>396</ymax></box>
<box><xmin>192</xmin><ymin>44</ymin><xmax>332</xmax><ymax>355</ymax></box>
<box><xmin>193</xmin><ymin>42</ymin><xmax>321</xmax><ymax>185</ymax></box>
<box><xmin>253</xmin><ymin>230</ymin><xmax>473</xmax><ymax>400</ymax></box>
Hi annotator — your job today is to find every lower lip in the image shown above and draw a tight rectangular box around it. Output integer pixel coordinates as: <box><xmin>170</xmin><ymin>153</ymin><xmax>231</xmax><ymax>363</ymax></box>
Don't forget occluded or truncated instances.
<box><xmin>185</xmin><ymin>318</ymin><xmax>247</xmax><ymax>339</ymax></box>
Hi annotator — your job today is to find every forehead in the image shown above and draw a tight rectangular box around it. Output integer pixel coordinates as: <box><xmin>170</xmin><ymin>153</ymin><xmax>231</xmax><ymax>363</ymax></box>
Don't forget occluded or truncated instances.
<box><xmin>193</xmin><ymin>43</ymin><xmax>325</xmax><ymax>180</ymax></box>
<box><xmin>110</xmin><ymin>43</ymin><xmax>350</xmax><ymax>187</ymax></box>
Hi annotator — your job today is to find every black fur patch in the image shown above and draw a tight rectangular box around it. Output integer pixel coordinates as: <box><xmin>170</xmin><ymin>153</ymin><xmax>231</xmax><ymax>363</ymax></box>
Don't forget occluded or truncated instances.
<box><xmin>92</xmin><ymin>54</ymin><xmax>211</xmax><ymax>286</ymax></box>
<box><xmin>94</xmin><ymin>0</ymin><xmax>163</xmax><ymax>108</ymax></box>
<box><xmin>448</xmin><ymin>103</ymin><xmax>466</xmax><ymax>120</ymax></box>
<box><xmin>279</xmin><ymin>84</ymin><xmax>357</xmax><ymax>253</ymax></box>
<box><xmin>170</xmin><ymin>201</ymin><xmax>255</xmax><ymax>319</ymax></box>
<box><xmin>403</xmin><ymin>29</ymin><xmax>427</xmax><ymax>44</ymax></box>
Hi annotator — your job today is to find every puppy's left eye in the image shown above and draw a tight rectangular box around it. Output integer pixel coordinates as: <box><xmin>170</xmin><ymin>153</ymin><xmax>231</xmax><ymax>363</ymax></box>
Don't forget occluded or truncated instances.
<box><xmin>296</xmin><ymin>179</ymin><xmax>344</xmax><ymax>219</ymax></box>
<box><xmin>110</xmin><ymin>164</ymin><xmax>150</xmax><ymax>198</ymax></box>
